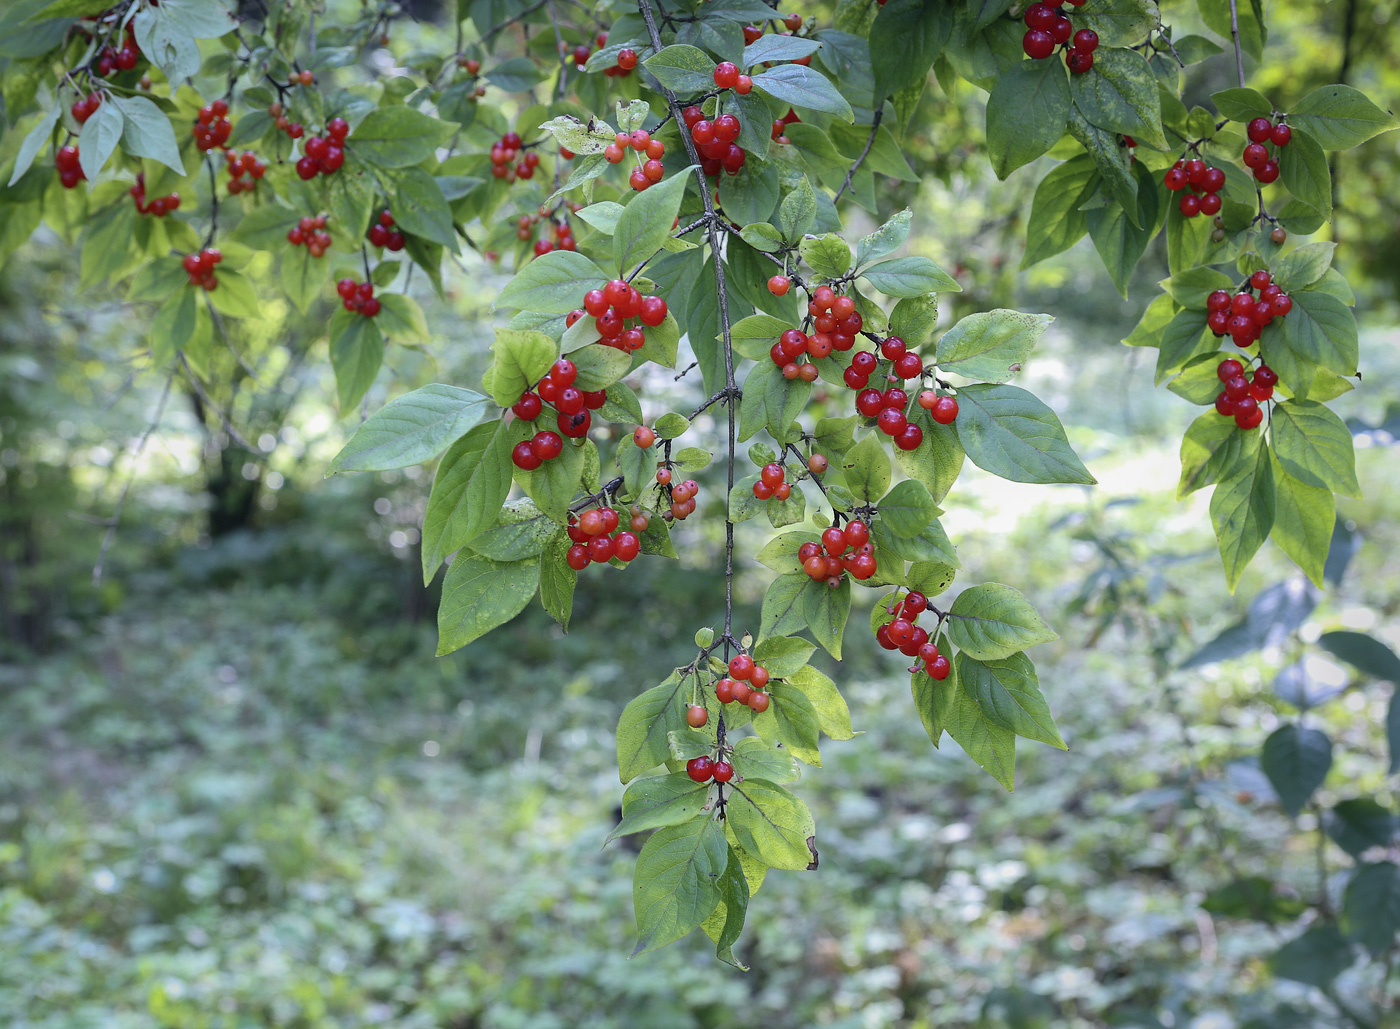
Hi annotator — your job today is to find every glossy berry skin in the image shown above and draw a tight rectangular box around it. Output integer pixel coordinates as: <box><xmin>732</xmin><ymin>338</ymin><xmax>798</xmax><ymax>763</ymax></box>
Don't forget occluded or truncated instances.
<box><xmin>929</xmin><ymin>655</ymin><xmax>951</xmax><ymax>680</ymax></box>
<box><xmin>822</xmin><ymin>526</ymin><xmax>847</xmax><ymax>556</ymax></box>
<box><xmin>686</xmin><ymin>704</ymin><xmax>708</xmax><ymax>728</ymax></box>
<box><xmin>512</xmin><ymin>392</ymin><xmax>543</xmax><ymax>420</ymax></box>
<box><xmin>1072</xmin><ymin>28</ymin><xmax>1099</xmax><ymax>51</ymax></box>
<box><xmin>1271</xmin><ymin>124</ymin><xmax>1292</xmax><ymax>146</ymax></box>
<box><xmin>729</xmin><ymin>654</ymin><xmax>755</xmax><ymax>680</ymax></box>
<box><xmin>856</xmin><ymin>389</ymin><xmax>885</xmax><ymax>418</ymax></box>
<box><xmin>1217</xmin><ymin>358</ymin><xmax>1244</xmax><ymax>382</ymax></box>
<box><xmin>1164</xmin><ymin>166</ymin><xmax>1188</xmax><ymax>190</ymax></box>
<box><xmin>712</xmin><ymin>760</ymin><xmax>734</xmax><ymax>783</ymax></box>
<box><xmin>1254</xmin><ymin>364</ymin><xmax>1279</xmax><ymax>387</ymax></box>
<box><xmin>1247</xmin><ymin>117</ymin><xmax>1274</xmax><ymax>143</ymax></box>
<box><xmin>931</xmin><ymin>396</ymin><xmax>959</xmax><ymax>425</ymax></box>
<box><xmin>1066</xmin><ymin>48</ymin><xmax>1093</xmax><ymax>74</ymax></box>
<box><xmin>895</xmin><ymin>424</ymin><xmax>923</xmax><ymax>451</ymax></box>
<box><xmin>686</xmin><ymin>756</ymin><xmax>715</xmax><ymax>783</ymax></box>
<box><xmin>1023</xmin><ymin>29</ymin><xmax>1055</xmax><ymax>59</ymax></box>
<box><xmin>1207</xmin><ymin>290</ymin><xmax>1232</xmax><ymax>312</ymax></box>
<box><xmin>749</xmin><ymin>692</ymin><xmax>771</xmax><ymax>713</ymax></box>
<box><xmin>713</xmin><ymin>62</ymin><xmax>740</xmax><ymax>89</ymax></box>
<box><xmin>768</xmin><ymin>275</ymin><xmax>790</xmax><ymax>296</ymax></box>
<box><xmin>511</xmin><ymin>440</ymin><xmax>542</xmax><ymax>470</ymax></box>
<box><xmin>877</xmin><ymin>408</ymin><xmax>906</xmax><ymax>436</ymax></box>
<box><xmin>1243</xmin><ymin>143</ymin><xmax>1268</xmax><ymax>169</ymax></box>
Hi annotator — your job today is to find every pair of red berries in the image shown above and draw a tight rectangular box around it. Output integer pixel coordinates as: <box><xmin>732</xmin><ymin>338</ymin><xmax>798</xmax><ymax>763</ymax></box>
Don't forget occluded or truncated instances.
<box><xmin>569</xmin><ymin>279</ymin><xmax>669</xmax><ymax>353</ymax></box>
<box><xmin>288</xmin><ymin>215</ymin><xmax>332</xmax><ymax>257</ymax></box>
<box><xmin>801</xmin><ymin>520</ymin><xmax>877</xmax><ymax>584</ymax></box>
<box><xmin>564</xmin><ymin>506</ymin><xmax>642</xmax><ymax>568</ymax></box>
<box><xmin>770</xmin><ymin>107</ymin><xmax>801</xmax><ymax>143</ymax></box>
<box><xmin>712</xmin><ymin>61</ymin><xmax>754</xmax><ymax>94</ymax></box>
<box><xmin>681</xmin><ymin>106</ymin><xmax>747</xmax><ymax>177</ymax></box>
<box><xmin>294</xmin><ymin>118</ymin><xmax>350</xmax><ymax>180</ymax></box>
<box><xmin>92</xmin><ymin>30</ymin><xmax>140</xmax><ymax>77</ymax></box>
<box><xmin>846</xmin><ymin>336</ymin><xmax>922</xmax><ymax>390</ymax></box>
<box><xmin>1163</xmin><ymin>157</ymin><xmax>1226</xmax><ymax>217</ymax></box>
<box><xmin>1021</xmin><ymin>0</ymin><xmax>1094</xmax><ymax>70</ymax></box>
<box><xmin>182</xmin><ymin>248</ymin><xmax>224</xmax><ymax>290</ymax></box>
<box><xmin>224</xmin><ymin>149</ymin><xmax>267</xmax><ymax>194</ymax></box>
<box><xmin>336</xmin><ymin>278</ymin><xmax>382</xmax><ymax>317</ymax></box>
<box><xmin>267</xmin><ymin>101</ymin><xmax>306</xmax><ymax>140</ymax></box>
<box><xmin>513</xmin><ymin>357</ymin><xmax>606</xmax><ymax>442</ymax></box>
<box><xmin>1243</xmin><ymin>117</ymin><xmax>1290</xmax><ymax>184</ymax></box>
<box><xmin>1205</xmin><ymin>270</ymin><xmax>1292</xmax><ymax>348</ymax></box>
<box><xmin>752</xmin><ymin>462</ymin><xmax>794</xmax><ymax>502</ymax></box>
<box><xmin>129</xmin><ymin>173</ymin><xmax>180</xmax><ymax>216</ymax></box>
<box><xmin>1213</xmin><ymin>357</ymin><xmax>1276</xmax><ymax>429</ymax></box>
<box><xmin>367</xmin><ymin>209</ymin><xmax>406</xmax><ymax>252</ymax></box>
<box><xmin>525</xmin><ymin>217</ymin><xmax>577</xmax><ymax>255</ymax></box>
<box><xmin>70</xmin><ymin>91</ymin><xmax>103</xmax><ymax>124</ymax></box>
<box><xmin>686</xmin><ymin>755</ymin><xmax>736</xmax><ymax>783</ymax></box>
<box><xmin>876</xmin><ymin>591</ymin><xmax>952</xmax><ymax>676</ymax></box>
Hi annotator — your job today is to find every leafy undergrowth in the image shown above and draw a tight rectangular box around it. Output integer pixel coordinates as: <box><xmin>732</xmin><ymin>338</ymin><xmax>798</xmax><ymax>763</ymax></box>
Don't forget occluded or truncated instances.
<box><xmin>0</xmin><ymin>436</ymin><xmax>1396</xmax><ymax>1028</ymax></box>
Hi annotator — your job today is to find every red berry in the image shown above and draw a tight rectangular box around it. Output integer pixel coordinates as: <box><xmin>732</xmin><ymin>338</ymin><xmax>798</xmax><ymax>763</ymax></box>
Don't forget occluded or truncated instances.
<box><xmin>1243</xmin><ymin>143</ymin><xmax>1268</xmax><ymax>169</ymax></box>
<box><xmin>1247</xmin><ymin>117</ymin><xmax>1273</xmax><ymax>143</ymax></box>
<box><xmin>1179</xmin><ymin>193</ymin><xmax>1201</xmax><ymax>217</ymax></box>
<box><xmin>531</xmin><ymin>431</ymin><xmax>563</xmax><ymax>461</ymax></box>
<box><xmin>617</xmin><ymin>48</ymin><xmax>638</xmax><ymax>70</ymax></box>
<box><xmin>929</xmin><ymin>655</ymin><xmax>951</xmax><ymax>680</ymax></box>
<box><xmin>931</xmin><ymin>396</ymin><xmax>959</xmax><ymax>424</ymax></box>
<box><xmin>856</xmin><ymin>389</ymin><xmax>884</xmax><ymax>418</ymax></box>
<box><xmin>843</xmin><ymin>520</ymin><xmax>869</xmax><ymax>548</ymax></box>
<box><xmin>1072</xmin><ymin>28</ymin><xmax>1098</xmax><ymax>51</ymax></box>
<box><xmin>713</xmin><ymin>62</ymin><xmax>740</xmax><ymax>89</ymax></box>
<box><xmin>1272</xmin><ymin>294</ymin><xmax>1292</xmax><ymax>316</ymax></box>
<box><xmin>1207</xmin><ymin>290</ymin><xmax>1232</xmax><ymax>312</ymax></box>
<box><xmin>686</xmin><ymin>704</ymin><xmax>708</xmax><ymax>728</ymax></box>
<box><xmin>639</xmin><ymin>295</ymin><xmax>667</xmax><ymax>326</ymax></box>
<box><xmin>1023</xmin><ymin>29</ymin><xmax>1055</xmax><ymax>59</ymax></box>
<box><xmin>513</xmin><ymin>392</ymin><xmax>543</xmax><ymax>420</ymax></box>
<box><xmin>1216</xmin><ymin>358</ymin><xmax>1244</xmax><ymax>382</ymax></box>
<box><xmin>566</xmin><ymin>544</ymin><xmax>590</xmax><ymax>571</ymax></box>
<box><xmin>749</xmin><ymin>691</ymin><xmax>771</xmax><ymax>713</ymax></box>
<box><xmin>1164</xmin><ymin>166</ymin><xmax>1188</xmax><ymax>191</ymax></box>
<box><xmin>1256</xmin><ymin>160</ymin><xmax>1280</xmax><ymax>184</ymax></box>
<box><xmin>712</xmin><ymin>760</ymin><xmax>734</xmax><ymax>783</ymax></box>
<box><xmin>729</xmin><ymin>654</ymin><xmax>755</xmax><ymax>680</ymax></box>
<box><xmin>1271</xmin><ymin>124</ymin><xmax>1292</xmax><ymax>147</ymax></box>
<box><xmin>1254</xmin><ymin>364</ymin><xmax>1278</xmax><ymax>387</ymax></box>
<box><xmin>1066</xmin><ymin>47</ymin><xmax>1093</xmax><ymax>74</ymax></box>
<box><xmin>894</xmin><ymin>423</ymin><xmax>923</xmax><ymax>450</ymax></box>
<box><xmin>768</xmin><ymin>275</ymin><xmax>790</xmax><ymax>297</ymax></box>
<box><xmin>686</xmin><ymin>756</ymin><xmax>714</xmax><ymax>782</ymax></box>
<box><xmin>511</xmin><ymin>440</ymin><xmax>542</xmax><ymax>470</ymax></box>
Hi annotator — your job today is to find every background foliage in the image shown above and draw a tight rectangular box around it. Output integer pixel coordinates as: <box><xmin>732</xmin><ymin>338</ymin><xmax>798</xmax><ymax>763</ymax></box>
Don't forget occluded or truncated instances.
<box><xmin>0</xmin><ymin>0</ymin><xmax>1399</xmax><ymax>1024</ymax></box>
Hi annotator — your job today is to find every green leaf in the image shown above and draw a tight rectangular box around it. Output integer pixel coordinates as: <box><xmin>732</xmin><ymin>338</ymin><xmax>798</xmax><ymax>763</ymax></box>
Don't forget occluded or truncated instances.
<box><xmin>422</xmin><ymin>420</ymin><xmax>521</xmax><ymax>581</ymax></box>
<box><xmin>390</xmin><ymin>167</ymin><xmax>460</xmax><ymax>253</ymax></box>
<box><xmin>841</xmin><ymin>432</ymin><xmax>893</xmax><ymax>504</ymax></box>
<box><xmin>872</xmin><ymin>517</ymin><xmax>959</xmax><ymax>567</ymax></box>
<box><xmin>1162</xmin><ymin>266</ymin><xmax>1235</xmax><ymax>309</ymax></box>
<box><xmin>751</xmin><ymin>683</ymin><xmax>822</xmax><ymax>765</ymax></box>
<box><xmin>1202</xmin><ymin>877</ymin><xmax>1308</xmax><ymax>923</ymax></box>
<box><xmin>702</xmin><ymin>846</ymin><xmax>751</xmax><ymax>968</ymax></box>
<box><xmin>1278</xmin><ymin>129</ymin><xmax>1332</xmax><ymax>218</ymax></box>
<box><xmin>1269</xmin><ymin>455</ymin><xmax>1334</xmax><ymax>589</ymax></box>
<box><xmin>1275</xmin><ymin>290</ymin><xmax>1359</xmax><ymax>387</ymax></box>
<box><xmin>868</xmin><ymin>0</ymin><xmax>952</xmax><ymax>101</ymax></box>
<box><xmin>1210</xmin><ymin>443</ymin><xmax>1274</xmax><ymax>591</ymax></box>
<box><xmin>953</xmin><ymin>383</ymin><xmax>1095</xmax><ymax>485</ymax></box>
<box><xmin>1327</xmin><ymin>799</ymin><xmax>1400</xmax><ymax>858</ymax></box>
<box><xmin>787</xmin><ymin>664</ymin><xmax>856</xmax><ymax>741</ymax></box>
<box><xmin>632</xmin><ymin>818</ymin><xmax>727</xmax><ymax>956</ymax></box>
<box><xmin>617</xmin><ymin>672</ymin><xmax>691</xmax><ymax>782</ymax></box>
<box><xmin>113</xmin><ymin>95</ymin><xmax>184</xmax><ymax>174</ymax></box>
<box><xmin>538</xmin><ymin>532</ymin><xmax>575</xmax><ymax>629</ymax></box>
<box><xmin>940</xmin><ymin>664</ymin><xmax>1018</xmax><ymax>790</ymax></box>
<box><xmin>1270</xmin><ymin>926</ymin><xmax>1354</xmax><ymax>987</ymax></box>
<box><xmin>350</xmin><ymin>106</ymin><xmax>455</xmax><ymax>168</ymax></box>
<box><xmin>740</xmin><ymin>222</ymin><xmax>785</xmax><ymax>252</ymax></box>
<box><xmin>1178</xmin><ymin>409</ymin><xmax>1260</xmax><ymax>497</ymax></box>
<box><xmin>328</xmin><ymin>384</ymin><xmax>493</xmax><ymax>474</ymax></box>
<box><xmin>752</xmin><ymin>636</ymin><xmax>817</xmax><ymax>678</ymax></box>
<box><xmin>936</xmin><ymin>309</ymin><xmax>1050</xmax><ymax>382</ymax></box>
<box><xmin>1260</xmin><ymin>723</ymin><xmax>1332</xmax><ymax>817</ymax></box>
<box><xmin>862</xmin><ymin>256</ymin><xmax>960</xmax><ymax>297</ymax></box>
<box><xmin>495</xmin><ymin>250</ymin><xmax>607</xmax><ymax>315</ymax></box>
<box><xmin>730</xmin><ymin>736</ymin><xmax>800</xmax><ymax>785</ymax></box>
<box><xmin>515</xmin><ymin>437</ymin><xmax>585</xmax><ymax>523</ymax></box>
<box><xmin>986</xmin><ymin>58</ymin><xmax>1071</xmax><ymax>180</ymax></box>
<box><xmin>1088</xmin><ymin>160</ymin><xmax>1160</xmax><ymax>296</ymax></box>
<box><xmin>568</xmin><ymin>343</ymin><xmax>632</xmax><ymax>392</ymax></box>
<box><xmin>947</xmin><ymin>582</ymin><xmax>1058</xmax><ymax>660</ymax></box>
<box><xmin>1067</xmin><ymin>107</ymin><xmax>1138</xmax><ymax>221</ymax></box>
<box><xmin>1269</xmin><ymin>399</ymin><xmax>1359</xmax><ymax>497</ymax></box>
<box><xmin>537</xmin><ymin>114</ymin><xmax>618</xmax><ymax>156</ymax></box>
<box><xmin>614</xmin><ymin>169</ymin><xmax>692</xmax><ymax>276</ymax></box>
<box><xmin>889</xmin><ymin>294</ymin><xmax>940</xmax><ymax>349</ymax></box>
<box><xmin>777</xmin><ymin>175</ymin><xmax>818</xmax><ymax>240</ymax></box>
<box><xmin>330</xmin><ymin>314</ymin><xmax>385</xmax><ymax>411</ymax></box>
<box><xmin>798</xmin><ymin>233</ymin><xmax>852</xmax><ymax>279</ymax></box>
<box><xmin>1077</xmin><ymin>0</ymin><xmax>1159</xmax><ymax>46</ymax></box>
<box><xmin>744</xmin><ymin>33</ymin><xmax>822</xmax><ymax>64</ymax></box>
<box><xmin>752</xmin><ymin>63</ymin><xmax>854</xmax><ymax>121</ymax></box>
<box><xmin>803</xmin><ymin>576</ymin><xmax>850</xmax><ymax>659</ymax></box>
<box><xmin>1199</xmin><ymin>0</ymin><xmax>1265</xmax><ymax>59</ymax></box>
<box><xmin>1290</xmin><ymin>84</ymin><xmax>1399</xmax><ymax>150</ymax></box>
<box><xmin>1343</xmin><ymin>862</ymin><xmax>1400</xmax><ymax>957</ymax></box>
<box><xmin>643</xmin><ymin>45</ymin><xmax>717</xmax><ymax>93</ymax></box>
<box><xmin>608</xmin><ymin>774</ymin><xmax>710</xmax><ymax>843</ymax></box>
<box><xmin>1021</xmin><ymin>155</ymin><xmax>1099</xmax><ymax>268</ymax></box>
<box><xmin>436</xmin><ymin>554</ymin><xmax>539</xmax><ymax>655</ymax></box>
<box><xmin>1209</xmin><ymin>86</ymin><xmax>1272</xmax><ymax>122</ymax></box>
<box><xmin>487</xmin><ymin>328</ymin><xmax>556</xmax><ymax>408</ymax></box>
<box><xmin>8</xmin><ymin>105</ymin><xmax>61</xmax><ymax>187</ymax></box>
<box><xmin>955</xmin><ymin>652</ymin><xmax>1065</xmax><ymax>749</ymax></box>
<box><xmin>77</xmin><ymin>101</ymin><xmax>124</xmax><ymax>184</ymax></box>
<box><xmin>1070</xmin><ymin>47</ymin><xmax>1166</xmax><ymax>150</ymax></box>
<box><xmin>877</xmin><ymin>480</ymin><xmax>936</xmax><ymax>538</ymax></box>
<box><xmin>737</xmin><ymin>361</ymin><xmax>810</xmax><ymax>444</ymax></box>
<box><xmin>1318</xmin><ymin>631</ymin><xmax>1400</xmax><ymax>685</ymax></box>
<box><xmin>1272</xmin><ymin>241</ymin><xmax>1335</xmax><ymax>292</ymax></box>
<box><xmin>725</xmin><ymin>780</ymin><xmax>817</xmax><ymax>870</ymax></box>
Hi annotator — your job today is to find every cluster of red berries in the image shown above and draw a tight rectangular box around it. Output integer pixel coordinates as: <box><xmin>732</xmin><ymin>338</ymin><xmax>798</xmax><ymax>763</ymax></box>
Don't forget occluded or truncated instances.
<box><xmin>720</xmin><ymin>653</ymin><xmax>774</xmax><ymax>713</ymax></box>
<box><xmin>876</xmin><ymin>591</ymin><xmax>952</xmax><ymax>677</ymax></box>
<box><xmin>367</xmin><ymin>209</ymin><xmax>406</xmax><ymax>252</ymax></box>
<box><xmin>770</xmin><ymin>107</ymin><xmax>801</xmax><ymax>143</ymax></box>
<box><xmin>288</xmin><ymin>70</ymin><xmax>317</xmax><ymax>87</ymax></box>
<box><xmin>602</xmin><ymin>128</ymin><xmax>668</xmax><ymax>192</ymax></box>
<box><xmin>1213</xmin><ymin>357</ymin><xmax>1276</xmax><ymax>430</ymax></box>
<box><xmin>1206</xmin><ymin>270</ymin><xmax>1293</xmax><ymax>348</ymax></box>
<box><xmin>653</xmin><ymin>465</ymin><xmax>700</xmax><ymax>521</ymax></box>
<box><xmin>268</xmin><ymin>102</ymin><xmax>306</xmax><ymax>140</ymax></box>
<box><xmin>512</xmin><ymin>357</ymin><xmax>606</xmax><ymax>445</ymax></box>
<box><xmin>680</xmin><ymin>106</ymin><xmax>747</xmax><ymax>177</ymax></box>
<box><xmin>1021</xmin><ymin>0</ymin><xmax>1096</xmax><ymax>72</ymax></box>
<box><xmin>336</xmin><ymin>278</ymin><xmax>382</xmax><ymax>317</ymax></box>
<box><xmin>801</xmin><ymin>521</ymin><xmax>878</xmax><ymax>585</ymax></box>
<box><xmin>193</xmin><ymin>100</ymin><xmax>233</xmax><ymax>152</ymax></box>
<box><xmin>224</xmin><ymin>149</ymin><xmax>267</xmax><ymax>194</ymax></box>
<box><xmin>288</xmin><ymin>214</ymin><xmax>332</xmax><ymax>257</ymax></box>
<box><xmin>295</xmin><ymin>118</ymin><xmax>349</xmax><ymax>180</ymax></box>
<box><xmin>751</xmin><ymin>462</ymin><xmax>794</xmax><ymax>502</ymax></box>
<box><xmin>1163</xmin><ymin>157</ymin><xmax>1226</xmax><ymax>217</ymax></box>
<box><xmin>93</xmin><ymin>29</ymin><xmax>140</xmax><ymax>77</ymax></box>
<box><xmin>567</xmin><ymin>279</ymin><xmax>669</xmax><ymax>353</ymax></box>
<box><xmin>54</xmin><ymin>145</ymin><xmax>85</xmax><ymax>189</ymax></box>
<box><xmin>522</xmin><ymin>215</ymin><xmax>577</xmax><ymax>256</ymax></box>
<box><xmin>563</xmin><ymin>505</ymin><xmax>642</xmax><ymax>568</ymax></box>
<box><xmin>1242</xmin><ymin>116</ymin><xmax>1291</xmax><ymax>185</ymax></box>
<box><xmin>181</xmin><ymin>248</ymin><xmax>223</xmax><ymax>291</ymax></box>
<box><xmin>70</xmin><ymin>91</ymin><xmax>103</xmax><ymax>124</ymax></box>
<box><xmin>129</xmin><ymin>173</ymin><xmax>180</xmax><ymax>216</ymax></box>
<box><xmin>489</xmin><ymin>131</ymin><xmax>541</xmax><ymax>181</ymax></box>
<box><xmin>711</xmin><ymin>61</ymin><xmax>754</xmax><ymax>95</ymax></box>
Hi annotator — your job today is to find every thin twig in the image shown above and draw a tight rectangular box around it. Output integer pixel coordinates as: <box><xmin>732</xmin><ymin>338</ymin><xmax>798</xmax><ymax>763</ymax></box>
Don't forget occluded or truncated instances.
<box><xmin>93</xmin><ymin>372</ymin><xmax>174</xmax><ymax>586</ymax></box>
<box><xmin>1227</xmin><ymin>0</ymin><xmax>1247</xmax><ymax>88</ymax></box>
<box><xmin>181</xmin><ymin>355</ymin><xmax>258</xmax><ymax>450</ymax></box>
<box><xmin>834</xmin><ymin>107</ymin><xmax>882</xmax><ymax>203</ymax></box>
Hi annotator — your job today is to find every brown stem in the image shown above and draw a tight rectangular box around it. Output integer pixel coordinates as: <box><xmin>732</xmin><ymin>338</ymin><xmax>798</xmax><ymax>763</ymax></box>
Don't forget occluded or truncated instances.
<box><xmin>1227</xmin><ymin>0</ymin><xmax>1247</xmax><ymax>88</ymax></box>
<box><xmin>833</xmin><ymin>106</ymin><xmax>883</xmax><ymax>203</ymax></box>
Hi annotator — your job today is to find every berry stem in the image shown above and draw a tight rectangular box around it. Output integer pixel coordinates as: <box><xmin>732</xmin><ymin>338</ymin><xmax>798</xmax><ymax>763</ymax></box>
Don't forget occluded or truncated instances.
<box><xmin>833</xmin><ymin>106</ymin><xmax>882</xmax><ymax>203</ymax></box>
<box><xmin>202</xmin><ymin>157</ymin><xmax>220</xmax><ymax>250</ymax></box>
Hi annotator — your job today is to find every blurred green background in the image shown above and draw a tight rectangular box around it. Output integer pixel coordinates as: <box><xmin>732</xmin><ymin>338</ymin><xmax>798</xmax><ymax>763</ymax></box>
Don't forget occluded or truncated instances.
<box><xmin>2</xmin><ymin>2</ymin><xmax>1399</xmax><ymax>1026</ymax></box>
